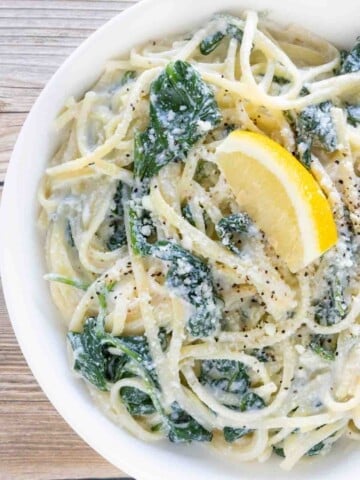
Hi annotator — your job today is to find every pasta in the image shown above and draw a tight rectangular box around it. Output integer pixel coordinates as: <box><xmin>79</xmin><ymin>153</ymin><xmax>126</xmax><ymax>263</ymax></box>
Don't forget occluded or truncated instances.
<box><xmin>39</xmin><ymin>11</ymin><xmax>360</xmax><ymax>470</ymax></box>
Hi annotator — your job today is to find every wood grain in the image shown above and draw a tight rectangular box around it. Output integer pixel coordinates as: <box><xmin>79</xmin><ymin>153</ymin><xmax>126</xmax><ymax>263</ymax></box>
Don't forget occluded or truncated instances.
<box><xmin>0</xmin><ymin>1</ymin><xmax>139</xmax><ymax>478</ymax></box>
<box><xmin>0</xmin><ymin>0</ymin><xmax>139</xmax><ymax>183</ymax></box>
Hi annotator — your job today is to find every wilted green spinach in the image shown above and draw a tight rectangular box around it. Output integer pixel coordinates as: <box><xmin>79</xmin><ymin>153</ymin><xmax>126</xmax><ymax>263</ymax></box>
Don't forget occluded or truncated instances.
<box><xmin>294</xmin><ymin>101</ymin><xmax>338</xmax><ymax>168</ymax></box>
<box><xmin>134</xmin><ymin>60</ymin><xmax>221</xmax><ymax>180</ymax></box>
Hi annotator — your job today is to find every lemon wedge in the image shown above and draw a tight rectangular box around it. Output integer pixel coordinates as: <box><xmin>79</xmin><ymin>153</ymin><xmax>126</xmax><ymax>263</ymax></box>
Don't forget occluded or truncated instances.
<box><xmin>216</xmin><ymin>130</ymin><xmax>337</xmax><ymax>273</ymax></box>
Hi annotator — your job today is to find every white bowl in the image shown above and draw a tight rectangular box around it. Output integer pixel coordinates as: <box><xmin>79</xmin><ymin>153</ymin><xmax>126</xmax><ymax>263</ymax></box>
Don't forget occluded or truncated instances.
<box><xmin>1</xmin><ymin>0</ymin><xmax>359</xmax><ymax>478</ymax></box>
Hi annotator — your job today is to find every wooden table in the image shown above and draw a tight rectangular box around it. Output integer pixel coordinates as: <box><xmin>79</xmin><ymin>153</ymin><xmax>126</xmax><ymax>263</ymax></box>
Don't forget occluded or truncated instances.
<box><xmin>0</xmin><ymin>1</ymin><xmax>139</xmax><ymax>478</ymax></box>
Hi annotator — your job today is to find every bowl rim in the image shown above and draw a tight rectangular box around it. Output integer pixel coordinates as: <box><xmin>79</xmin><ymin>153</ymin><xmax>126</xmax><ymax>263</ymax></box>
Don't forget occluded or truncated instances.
<box><xmin>1</xmin><ymin>0</ymin><xmax>360</xmax><ymax>479</ymax></box>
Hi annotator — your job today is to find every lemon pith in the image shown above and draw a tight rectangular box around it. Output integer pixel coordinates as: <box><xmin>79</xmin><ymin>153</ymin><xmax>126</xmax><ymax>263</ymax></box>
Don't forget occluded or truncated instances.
<box><xmin>216</xmin><ymin>130</ymin><xmax>338</xmax><ymax>273</ymax></box>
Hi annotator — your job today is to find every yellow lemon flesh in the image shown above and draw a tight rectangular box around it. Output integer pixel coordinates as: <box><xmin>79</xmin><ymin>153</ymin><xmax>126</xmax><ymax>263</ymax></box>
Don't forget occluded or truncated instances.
<box><xmin>216</xmin><ymin>130</ymin><xmax>338</xmax><ymax>273</ymax></box>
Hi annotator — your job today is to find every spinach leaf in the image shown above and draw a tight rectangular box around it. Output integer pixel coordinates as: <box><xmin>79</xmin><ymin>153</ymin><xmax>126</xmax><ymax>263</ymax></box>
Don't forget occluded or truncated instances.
<box><xmin>216</xmin><ymin>213</ymin><xmax>256</xmax><ymax>255</ymax></box>
<box><xmin>307</xmin><ymin>431</ymin><xmax>340</xmax><ymax>456</ymax></box>
<box><xmin>121</xmin><ymin>70</ymin><xmax>136</xmax><ymax>84</ymax></box>
<box><xmin>65</xmin><ymin>220</ymin><xmax>75</xmax><ymax>247</ymax></box>
<box><xmin>200</xmin><ymin>31</ymin><xmax>226</xmax><ymax>55</ymax></box>
<box><xmin>223</xmin><ymin>427</ymin><xmax>250</xmax><ymax>442</ymax></box>
<box><xmin>68</xmin><ymin>278</ymin><xmax>168</xmax><ymax>394</ymax></box>
<box><xmin>200</xmin><ymin>358</ymin><xmax>265</xmax><ymax>446</ymax></box>
<box><xmin>340</xmin><ymin>37</ymin><xmax>360</xmax><ymax>74</ymax></box>
<box><xmin>181</xmin><ymin>203</ymin><xmax>196</xmax><ymax>226</ymax></box>
<box><xmin>299</xmin><ymin>86</ymin><xmax>310</xmax><ymax>97</ymax></box>
<box><xmin>167</xmin><ymin>402</ymin><xmax>213</xmax><ymax>443</ymax></box>
<box><xmin>307</xmin><ymin>441</ymin><xmax>325</xmax><ymax>456</ymax></box>
<box><xmin>68</xmin><ymin>317</ymin><xmax>109</xmax><ymax>391</ymax></box>
<box><xmin>193</xmin><ymin>159</ymin><xmax>220</xmax><ymax>189</ymax></box>
<box><xmin>294</xmin><ymin>101</ymin><xmax>338</xmax><ymax>168</ymax></box>
<box><xmin>200</xmin><ymin>360</ymin><xmax>265</xmax><ymax>414</ymax></box>
<box><xmin>106</xmin><ymin>355</ymin><xmax>128</xmax><ymax>383</ymax></box>
<box><xmin>257</xmin><ymin>74</ymin><xmax>290</xmax><ymax>91</ymax></box>
<box><xmin>250</xmin><ymin>347</ymin><xmax>275</xmax><ymax>363</ymax></box>
<box><xmin>200</xmin><ymin>359</ymin><xmax>250</xmax><ymax>395</ymax></box>
<box><xmin>182</xmin><ymin>200</ymin><xmax>214</xmax><ymax>233</ymax></box>
<box><xmin>67</xmin><ymin>317</ymin><xmax>161</xmax><ymax>393</ymax></box>
<box><xmin>153</xmin><ymin>241</ymin><xmax>222</xmax><ymax>338</ymax></box>
<box><xmin>309</xmin><ymin>334</ymin><xmax>336</xmax><ymax>361</ymax></box>
<box><xmin>203</xmin><ymin>210</ymin><xmax>216</xmax><ymax>238</ymax></box>
<box><xmin>239</xmin><ymin>392</ymin><xmax>265</xmax><ymax>411</ymax></box>
<box><xmin>120</xmin><ymin>386</ymin><xmax>156</xmax><ymax>415</ymax></box>
<box><xmin>107</xmin><ymin>182</ymin><xmax>127</xmax><ymax>251</ymax></box>
<box><xmin>44</xmin><ymin>273</ymin><xmax>90</xmax><ymax>291</ymax></box>
<box><xmin>335</xmin><ymin>50</ymin><xmax>350</xmax><ymax>75</ymax></box>
<box><xmin>134</xmin><ymin>60</ymin><xmax>221</xmax><ymax>180</ymax></box>
<box><xmin>273</xmin><ymin>445</ymin><xmax>285</xmax><ymax>457</ymax></box>
<box><xmin>224</xmin><ymin>122</ymin><xmax>237</xmax><ymax>135</ymax></box>
<box><xmin>346</xmin><ymin>104</ymin><xmax>360</xmax><ymax>127</ymax></box>
<box><xmin>128</xmin><ymin>200</ymin><xmax>155</xmax><ymax>256</ymax></box>
<box><xmin>272</xmin><ymin>75</ymin><xmax>290</xmax><ymax>85</ymax></box>
<box><xmin>200</xmin><ymin>23</ymin><xmax>243</xmax><ymax>55</ymax></box>
<box><xmin>180</xmin><ymin>202</ymin><xmax>215</xmax><ymax>237</ymax></box>
<box><xmin>272</xmin><ymin>442</ymin><xmax>325</xmax><ymax>459</ymax></box>
<box><xmin>118</xmin><ymin>334</ymin><xmax>160</xmax><ymax>385</ymax></box>
<box><xmin>273</xmin><ymin>434</ymin><xmax>333</xmax><ymax>459</ymax></box>
<box><xmin>314</xmin><ymin>266</ymin><xmax>348</xmax><ymax>326</ymax></box>
<box><xmin>221</xmin><ymin>390</ymin><xmax>264</xmax><ymax>443</ymax></box>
